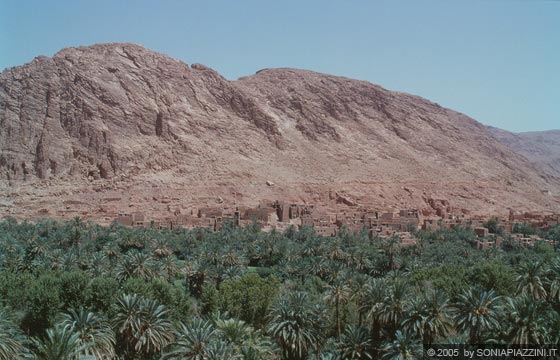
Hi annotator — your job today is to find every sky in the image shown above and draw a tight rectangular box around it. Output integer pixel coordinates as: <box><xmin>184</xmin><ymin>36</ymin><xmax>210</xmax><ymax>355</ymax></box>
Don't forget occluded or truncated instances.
<box><xmin>1</xmin><ymin>0</ymin><xmax>558</xmax><ymax>132</ymax></box>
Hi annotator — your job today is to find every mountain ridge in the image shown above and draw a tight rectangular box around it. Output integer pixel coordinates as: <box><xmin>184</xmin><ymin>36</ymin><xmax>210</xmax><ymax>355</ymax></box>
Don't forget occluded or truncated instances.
<box><xmin>1</xmin><ymin>43</ymin><xmax>559</xmax><ymax>221</ymax></box>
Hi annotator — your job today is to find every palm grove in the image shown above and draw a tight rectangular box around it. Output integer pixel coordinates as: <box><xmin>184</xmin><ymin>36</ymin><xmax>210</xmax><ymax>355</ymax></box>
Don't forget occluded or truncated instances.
<box><xmin>0</xmin><ymin>216</ymin><xmax>559</xmax><ymax>359</ymax></box>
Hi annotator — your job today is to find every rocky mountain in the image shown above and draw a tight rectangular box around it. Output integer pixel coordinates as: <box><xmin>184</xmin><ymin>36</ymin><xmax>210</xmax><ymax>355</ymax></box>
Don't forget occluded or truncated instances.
<box><xmin>1</xmin><ymin>43</ymin><xmax>559</xmax><ymax>221</ymax></box>
<box><xmin>488</xmin><ymin>127</ymin><xmax>560</xmax><ymax>178</ymax></box>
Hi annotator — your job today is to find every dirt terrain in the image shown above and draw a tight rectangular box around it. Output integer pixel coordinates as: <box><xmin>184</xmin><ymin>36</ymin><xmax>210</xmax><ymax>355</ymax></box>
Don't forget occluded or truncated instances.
<box><xmin>1</xmin><ymin>43</ymin><xmax>559</xmax><ymax>223</ymax></box>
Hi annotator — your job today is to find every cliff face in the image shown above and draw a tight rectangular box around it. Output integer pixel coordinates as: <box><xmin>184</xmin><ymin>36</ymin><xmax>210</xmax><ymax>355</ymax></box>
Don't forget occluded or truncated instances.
<box><xmin>1</xmin><ymin>43</ymin><xmax>559</xmax><ymax>219</ymax></box>
<box><xmin>488</xmin><ymin>127</ymin><xmax>560</xmax><ymax>179</ymax></box>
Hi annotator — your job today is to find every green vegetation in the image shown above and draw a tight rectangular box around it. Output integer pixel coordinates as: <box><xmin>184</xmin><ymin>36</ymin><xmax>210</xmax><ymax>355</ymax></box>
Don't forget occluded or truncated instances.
<box><xmin>0</xmin><ymin>217</ymin><xmax>558</xmax><ymax>359</ymax></box>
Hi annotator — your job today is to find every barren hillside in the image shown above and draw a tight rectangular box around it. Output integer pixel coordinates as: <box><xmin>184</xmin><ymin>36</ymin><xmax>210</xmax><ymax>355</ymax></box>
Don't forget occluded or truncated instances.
<box><xmin>1</xmin><ymin>43</ymin><xmax>559</xmax><ymax>222</ymax></box>
<box><xmin>488</xmin><ymin>126</ymin><xmax>560</xmax><ymax>178</ymax></box>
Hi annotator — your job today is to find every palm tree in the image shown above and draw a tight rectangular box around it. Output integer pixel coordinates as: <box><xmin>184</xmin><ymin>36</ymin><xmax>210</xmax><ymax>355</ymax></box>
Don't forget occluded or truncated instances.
<box><xmin>157</xmin><ymin>255</ymin><xmax>182</xmax><ymax>281</ymax></box>
<box><xmin>306</xmin><ymin>257</ymin><xmax>329</xmax><ymax>280</ymax></box>
<box><xmin>113</xmin><ymin>293</ymin><xmax>143</xmax><ymax>353</ymax></box>
<box><xmin>116</xmin><ymin>251</ymin><xmax>156</xmax><ymax>282</ymax></box>
<box><xmin>400</xmin><ymin>296</ymin><xmax>424</xmax><ymax>343</ymax></box>
<box><xmin>205</xmin><ymin>339</ymin><xmax>238</xmax><ymax>360</ymax></box>
<box><xmin>516</xmin><ymin>261</ymin><xmax>547</xmax><ymax>300</ymax></box>
<box><xmin>221</xmin><ymin>264</ymin><xmax>245</xmax><ymax>282</ymax></box>
<box><xmin>549</xmin><ymin>310</ymin><xmax>560</xmax><ymax>345</ymax></box>
<box><xmin>380</xmin><ymin>330</ymin><xmax>422</xmax><ymax>360</ymax></box>
<box><xmin>267</xmin><ymin>292</ymin><xmax>321</xmax><ymax>360</ymax></box>
<box><xmin>214</xmin><ymin>317</ymin><xmax>275</xmax><ymax>360</ymax></box>
<box><xmin>134</xmin><ymin>297</ymin><xmax>173</xmax><ymax>355</ymax></box>
<box><xmin>504</xmin><ymin>296</ymin><xmax>551</xmax><ymax>344</ymax></box>
<box><xmin>339</xmin><ymin>325</ymin><xmax>372</xmax><ymax>360</ymax></box>
<box><xmin>0</xmin><ymin>240</ymin><xmax>22</xmax><ymax>272</ymax></box>
<box><xmin>86</xmin><ymin>253</ymin><xmax>109</xmax><ymax>278</ymax></box>
<box><xmin>0</xmin><ymin>307</ymin><xmax>28</xmax><ymax>359</ymax></box>
<box><xmin>31</xmin><ymin>324</ymin><xmax>90</xmax><ymax>360</ymax></box>
<box><xmin>363</xmin><ymin>278</ymin><xmax>388</xmax><ymax>348</ymax></box>
<box><xmin>59</xmin><ymin>307</ymin><xmax>116</xmax><ymax>359</ymax></box>
<box><xmin>220</xmin><ymin>251</ymin><xmax>244</xmax><ymax>268</ymax></box>
<box><xmin>214</xmin><ymin>317</ymin><xmax>253</xmax><ymax>345</ymax></box>
<box><xmin>453</xmin><ymin>287</ymin><xmax>502</xmax><ymax>344</ymax></box>
<box><xmin>324</xmin><ymin>261</ymin><xmax>346</xmax><ymax>284</ymax></box>
<box><xmin>327</xmin><ymin>244</ymin><xmax>348</xmax><ymax>263</ymax></box>
<box><xmin>46</xmin><ymin>249</ymin><xmax>64</xmax><ymax>271</ymax></box>
<box><xmin>401</xmin><ymin>289</ymin><xmax>453</xmax><ymax>344</ymax></box>
<box><xmin>323</xmin><ymin>277</ymin><xmax>351</xmax><ymax>343</ymax></box>
<box><xmin>285</xmin><ymin>256</ymin><xmax>309</xmax><ymax>285</ymax></box>
<box><xmin>348</xmin><ymin>250</ymin><xmax>374</xmax><ymax>275</ymax></box>
<box><xmin>151</xmin><ymin>238</ymin><xmax>173</xmax><ymax>259</ymax></box>
<box><xmin>255</xmin><ymin>230</ymin><xmax>284</xmax><ymax>266</ymax></box>
<box><xmin>299</xmin><ymin>239</ymin><xmax>318</xmax><ymax>259</ymax></box>
<box><xmin>69</xmin><ymin>216</ymin><xmax>86</xmax><ymax>247</ymax></box>
<box><xmin>103</xmin><ymin>243</ymin><xmax>121</xmax><ymax>260</ymax></box>
<box><xmin>163</xmin><ymin>318</ymin><xmax>218</xmax><ymax>360</ymax></box>
<box><xmin>113</xmin><ymin>294</ymin><xmax>173</xmax><ymax>358</ymax></box>
<box><xmin>545</xmin><ymin>257</ymin><xmax>560</xmax><ymax>303</ymax></box>
<box><xmin>61</xmin><ymin>252</ymin><xmax>80</xmax><ymax>272</ymax></box>
<box><xmin>350</xmin><ymin>274</ymin><xmax>371</xmax><ymax>327</ymax></box>
<box><xmin>422</xmin><ymin>290</ymin><xmax>454</xmax><ymax>344</ymax></box>
<box><xmin>383</xmin><ymin>237</ymin><xmax>401</xmax><ymax>271</ymax></box>
<box><xmin>379</xmin><ymin>281</ymin><xmax>409</xmax><ymax>338</ymax></box>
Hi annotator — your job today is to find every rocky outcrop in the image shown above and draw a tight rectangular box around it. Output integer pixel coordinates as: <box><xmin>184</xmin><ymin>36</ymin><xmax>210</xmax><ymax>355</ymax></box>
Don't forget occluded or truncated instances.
<box><xmin>0</xmin><ymin>43</ymin><xmax>280</xmax><ymax>181</ymax></box>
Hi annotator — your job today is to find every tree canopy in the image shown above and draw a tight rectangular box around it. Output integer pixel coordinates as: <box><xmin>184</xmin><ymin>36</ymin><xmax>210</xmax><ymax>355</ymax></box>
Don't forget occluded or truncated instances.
<box><xmin>0</xmin><ymin>217</ymin><xmax>558</xmax><ymax>359</ymax></box>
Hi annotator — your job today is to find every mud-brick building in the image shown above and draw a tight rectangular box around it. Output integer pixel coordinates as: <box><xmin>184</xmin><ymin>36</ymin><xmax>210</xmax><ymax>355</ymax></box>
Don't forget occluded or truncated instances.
<box><xmin>198</xmin><ymin>207</ymin><xmax>224</xmax><ymax>219</ymax></box>
<box><xmin>476</xmin><ymin>239</ymin><xmax>493</xmax><ymax>250</ymax></box>
<box><xmin>474</xmin><ymin>227</ymin><xmax>489</xmax><ymax>238</ymax></box>
<box><xmin>300</xmin><ymin>212</ymin><xmax>338</xmax><ymax>236</ymax></box>
<box><xmin>396</xmin><ymin>231</ymin><xmax>417</xmax><ymax>247</ymax></box>
<box><xmin>397</xmin><ymin>209</ymin><xmax>421</xmax><ymax>230</ymax></box>
<box><xmin>190</xmin><ymin>217</ymin><xmax>217</xmax><ymax>230</ymax></box>
<box><xmin>238</xmin><ymin>206</ymin><xmax>278</xmax><ymax>228</ymax></box>
<box><xmin>335</xmin><ymin>209</ymin><xmax>367</xmax><ymax>233</ymax></box>
<box><xmin>116</xmin><ymin>211</ymin><xmax>147</xmax><ymax>228</ymax></box>
<box><xmin>286</xmin><ymin>203</ymin><xmax>315</xmax><ymax>220</ymax></box>
<box><xmin>422</xmin><ymin>218</ymin><xmax>441</xmax><ymax>231</ymax></box>
<box><xmin>273</xmin><ymin>201</ymin><xmax>290</xmax><ymax>222</ymax></box>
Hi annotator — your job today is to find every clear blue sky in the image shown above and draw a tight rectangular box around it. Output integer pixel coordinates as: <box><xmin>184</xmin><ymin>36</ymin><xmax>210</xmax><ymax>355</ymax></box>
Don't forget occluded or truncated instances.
<box><xmin>1</xmin><ymin>0</ymin><xmax>558</xmax><ymax>132</ymax></box>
